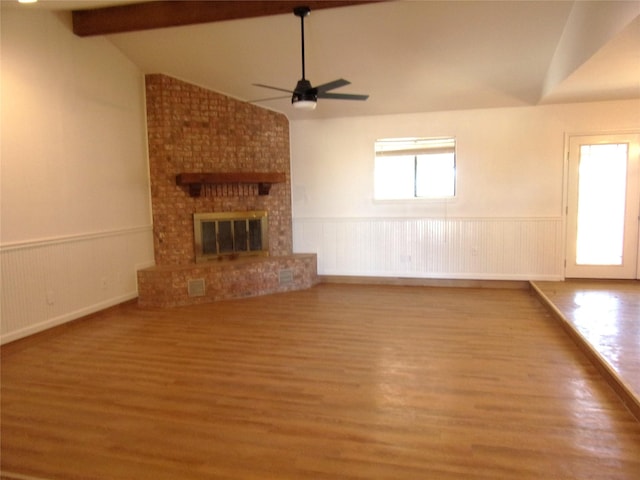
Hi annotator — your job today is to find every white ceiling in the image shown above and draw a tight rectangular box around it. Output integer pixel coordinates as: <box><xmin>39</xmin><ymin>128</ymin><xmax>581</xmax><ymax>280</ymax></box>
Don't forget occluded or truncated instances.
<box><xmin>11</xmin><ymin>0</ymin><xmax>640</xmax><ymax>120</ymax></box>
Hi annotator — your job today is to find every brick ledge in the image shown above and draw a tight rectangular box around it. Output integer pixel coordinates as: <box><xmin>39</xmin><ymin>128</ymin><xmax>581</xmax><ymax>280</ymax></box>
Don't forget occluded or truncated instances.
<box><xmin>137</xmin><ymin>254</ymin><xmax>318</xmax><ymax>308</ymax></box>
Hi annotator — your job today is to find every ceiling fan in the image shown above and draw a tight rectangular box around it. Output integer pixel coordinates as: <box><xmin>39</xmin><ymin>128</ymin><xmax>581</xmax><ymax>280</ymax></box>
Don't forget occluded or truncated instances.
<box><xmin>253</xmin><ymin>6</ymin><xmax>369</xmax><ymax>110</ymax></box>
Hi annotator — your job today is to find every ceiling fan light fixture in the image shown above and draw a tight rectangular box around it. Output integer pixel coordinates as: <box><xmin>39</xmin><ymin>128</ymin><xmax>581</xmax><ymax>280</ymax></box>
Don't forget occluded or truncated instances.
<box><xmin>292</xmin><ymin>100</ymin><xmax>317</xmax><ymax>110</ymax></box>
<box><xmin>292</xmin><ymin>92</ymin><xmax>317</xmax><ymax>110</ymax></box>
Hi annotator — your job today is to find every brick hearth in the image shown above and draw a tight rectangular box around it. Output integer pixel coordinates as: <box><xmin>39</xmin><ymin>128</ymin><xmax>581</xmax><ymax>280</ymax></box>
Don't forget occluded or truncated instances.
<box><xmin>137</xmin><ymin>74</ymin><xmax>317</xmax><ymax>307</ymax></box>
<box><xmin>138</xmin><ymin>254</ymin><xmax>317</xmax><ymax>308</ymax></box>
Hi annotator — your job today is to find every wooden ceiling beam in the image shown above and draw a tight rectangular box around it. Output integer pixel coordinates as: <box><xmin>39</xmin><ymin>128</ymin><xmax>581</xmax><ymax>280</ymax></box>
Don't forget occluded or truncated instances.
<box><xmin>72</xmin><ymin>1</ymin><xmax>382</xmax><ymax>37</ymax></box>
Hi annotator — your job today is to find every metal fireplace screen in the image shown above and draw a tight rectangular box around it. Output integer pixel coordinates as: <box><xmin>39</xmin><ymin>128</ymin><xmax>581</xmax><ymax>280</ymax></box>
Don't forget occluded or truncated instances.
<box><xmin>193</xmin><ymin>211</ymin><xmax>269</xmax><ymax>262</ymax></box>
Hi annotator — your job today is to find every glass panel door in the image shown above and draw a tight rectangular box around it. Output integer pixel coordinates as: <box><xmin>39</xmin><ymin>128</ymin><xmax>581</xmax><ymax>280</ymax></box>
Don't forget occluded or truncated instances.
<box><xmin>566</xmin><ymin>134</ymin><xmax>640</xmax><ymax>279</ymax></box>
<box><xmin>575</xmin><ymin>143</ymin><xmax>627</xmax><ymax>265</ymax></box>
<box><xmin>218</xmin><ymin>221</ymin><xmax>234</xmax><ymax>253</ymax></box>
<box><xmin>234</xmin><ymin>220</ymin><xmax>248</xmax><ymax>252</ymax></box>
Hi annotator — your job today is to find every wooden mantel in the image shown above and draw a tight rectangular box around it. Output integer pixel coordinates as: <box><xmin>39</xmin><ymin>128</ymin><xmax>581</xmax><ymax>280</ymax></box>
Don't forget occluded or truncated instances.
<box><xmin>176</xmin><ymin>172</ymin><xmax>286</xmax><ymax>197</ymax></box>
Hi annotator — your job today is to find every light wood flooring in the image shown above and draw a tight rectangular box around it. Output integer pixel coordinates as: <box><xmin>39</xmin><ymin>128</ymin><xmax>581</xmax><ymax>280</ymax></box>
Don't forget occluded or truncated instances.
<box><xmin>532</xmin><ymin>279</ymin><xmax>640</xmax><ymax>420</ymax></box>
<box><xmin>2</xmin><ymin>284</ymin><xmax>640</xmax><ymax>479</ymax></box>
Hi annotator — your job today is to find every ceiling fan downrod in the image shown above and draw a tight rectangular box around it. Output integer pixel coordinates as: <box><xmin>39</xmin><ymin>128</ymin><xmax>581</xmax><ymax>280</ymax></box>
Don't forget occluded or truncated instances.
<box><xmin>294</xmin><ymin>6</ymin><xmax>311</xmax><ymax>81</ymax></box>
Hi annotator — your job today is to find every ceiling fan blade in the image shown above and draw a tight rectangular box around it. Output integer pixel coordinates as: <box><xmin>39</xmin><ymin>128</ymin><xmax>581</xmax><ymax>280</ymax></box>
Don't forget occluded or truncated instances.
<box><xmin>317</xmin><ymin>92</ymin><xmax>369</xmax><ymax>101</ymax></box>
<box><xmin>252</xmin><ymin>83</ymin><xmax>294</xmax><ymax>94</ymax></box>
<box><xmin>249</xmin><ymin>95</ymin><xmax>291</xmax><ymax>103</ymax></box>
<box><xmin>314</xmin><ymin>78</ymin><xmax>351</xmax><ymax>93</ymax></box>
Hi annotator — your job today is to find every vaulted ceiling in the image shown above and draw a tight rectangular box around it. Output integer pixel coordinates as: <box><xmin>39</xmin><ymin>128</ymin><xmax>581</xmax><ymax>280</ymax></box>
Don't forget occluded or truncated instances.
<box><xmin>12</xmin><ymin>0</ymin><xmax>640</xmax><ymax>120</ymax></box>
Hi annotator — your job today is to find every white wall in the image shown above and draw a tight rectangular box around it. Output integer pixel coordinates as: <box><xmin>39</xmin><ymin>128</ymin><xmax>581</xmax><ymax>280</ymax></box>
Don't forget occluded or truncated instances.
<box><xmin>1</xmin><ymin>8</ymin><xmax>154</xmax><ymax>343</ymax></box>
<box><xmin>290</xmin><ymin>100</ymin><xmax>640</xmax><ymax>280</ymax></box>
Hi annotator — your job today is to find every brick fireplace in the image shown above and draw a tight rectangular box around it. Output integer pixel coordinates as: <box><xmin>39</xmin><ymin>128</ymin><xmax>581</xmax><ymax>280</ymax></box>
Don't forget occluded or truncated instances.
<box><xmin>137</xmin><ymin>74</ymin><xmax>317</xmax><ymax>307</ymax></box>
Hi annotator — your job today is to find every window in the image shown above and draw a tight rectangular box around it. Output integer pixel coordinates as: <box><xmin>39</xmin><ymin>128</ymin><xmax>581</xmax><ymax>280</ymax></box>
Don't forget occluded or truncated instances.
<box><xmin>374</xmin><ymin>137</ymin><xmax>456</xmax><ymax>200</ymax></box>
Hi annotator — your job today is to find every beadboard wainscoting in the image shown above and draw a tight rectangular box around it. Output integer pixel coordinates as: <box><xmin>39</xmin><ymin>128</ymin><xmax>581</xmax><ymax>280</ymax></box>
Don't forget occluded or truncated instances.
<box><xmin>293</xmin><ymin>217</ymin><xmax>563</xmax><ymax>281</ymax></box>
<box><xmin>0</xmin><ymin>226</ymin><xmax>154</xmax><ymax>344</ymax></box>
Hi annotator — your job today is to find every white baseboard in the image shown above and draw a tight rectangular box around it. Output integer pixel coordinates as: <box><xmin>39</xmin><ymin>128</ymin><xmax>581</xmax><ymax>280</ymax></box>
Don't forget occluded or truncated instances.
<box><xmin>1</xmin><ymin>292</ymin><xmax>138</xmax><ymax>345</ymax></box>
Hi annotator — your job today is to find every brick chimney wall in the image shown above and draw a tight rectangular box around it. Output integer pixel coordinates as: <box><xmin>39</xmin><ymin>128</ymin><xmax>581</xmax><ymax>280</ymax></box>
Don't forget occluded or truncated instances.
<box><xmin>145</xmin><ymin>74</ymin><xmax>292</xmax><ymax>266</ymax></box>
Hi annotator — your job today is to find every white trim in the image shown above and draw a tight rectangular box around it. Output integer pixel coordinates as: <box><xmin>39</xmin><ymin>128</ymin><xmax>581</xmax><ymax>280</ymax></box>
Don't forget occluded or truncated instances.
<box><xmin>316</xmin><ymin>271</ymin><xmax>564</xmax><ymax>282</ymax></box>
<box><xmin>294</xmin><ymin>216</ymin><xmax>562</xmax><ymax>222</ymax></box>
<box><xmin>0</xmin><ymin>225</ymin><xmax>153</xmax><ymax>252</ymax></box>
<box><xmin>0</xmin><ymin>292</ymin><xmax>138</xmax><ymax>345</ymax></box>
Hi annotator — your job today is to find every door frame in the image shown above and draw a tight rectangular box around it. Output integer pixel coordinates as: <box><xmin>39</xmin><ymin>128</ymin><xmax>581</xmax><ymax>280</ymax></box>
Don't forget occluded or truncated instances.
<box><xmin>562</xmin><ymin>130</ymin><xmax>640</xmax><ymax>279</ymax></box>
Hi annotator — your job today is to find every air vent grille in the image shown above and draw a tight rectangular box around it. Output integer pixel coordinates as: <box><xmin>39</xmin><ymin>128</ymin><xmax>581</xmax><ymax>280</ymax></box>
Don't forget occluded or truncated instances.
<box><xmin>279</xmin><ymin>269</ymin><xmax>294</xmax><ymax>286</ymax></box>
<box><xmin>188</xmin><ymin>278</ymin><xmax>206</xmax><ymax>297</ymax></box>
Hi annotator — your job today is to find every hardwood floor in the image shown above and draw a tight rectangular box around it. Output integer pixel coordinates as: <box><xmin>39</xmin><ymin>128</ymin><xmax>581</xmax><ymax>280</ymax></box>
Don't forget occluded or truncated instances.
<box><xmin>2</xmin><ymin>284</ymin><xmax>640</xmax><ymax>479</ymax></box>
<box><xmin>532</xmin><ymin>280</ymin><xmax>640</xmax><ymax>420</ymax></box>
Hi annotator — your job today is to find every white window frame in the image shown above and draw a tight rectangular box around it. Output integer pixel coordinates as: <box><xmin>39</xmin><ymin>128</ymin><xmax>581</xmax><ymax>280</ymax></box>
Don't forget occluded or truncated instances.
<box><xmin>374</xmin><ymin>137</ymin><xmax>456</xmax><ymax>201</ymax></box>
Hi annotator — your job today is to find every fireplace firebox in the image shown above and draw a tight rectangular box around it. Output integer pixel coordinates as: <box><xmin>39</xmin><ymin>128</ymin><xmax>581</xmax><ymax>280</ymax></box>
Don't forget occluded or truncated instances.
<box><xmin>194</xmin><ymin>211</ymin><xmax>269</xmax><ymax>262</ymax></box>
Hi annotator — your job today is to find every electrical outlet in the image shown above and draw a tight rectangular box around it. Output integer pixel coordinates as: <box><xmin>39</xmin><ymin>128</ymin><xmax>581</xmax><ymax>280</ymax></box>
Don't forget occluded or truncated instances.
<box><xmin>101</xmin><ymin>277</ymin><xmax>108</xmax><ymax>289</ymax></box>
<box><xmin>46</xmin><ymin>290</ymin><xmax>55</xmax><ymax>305</ymax></box>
